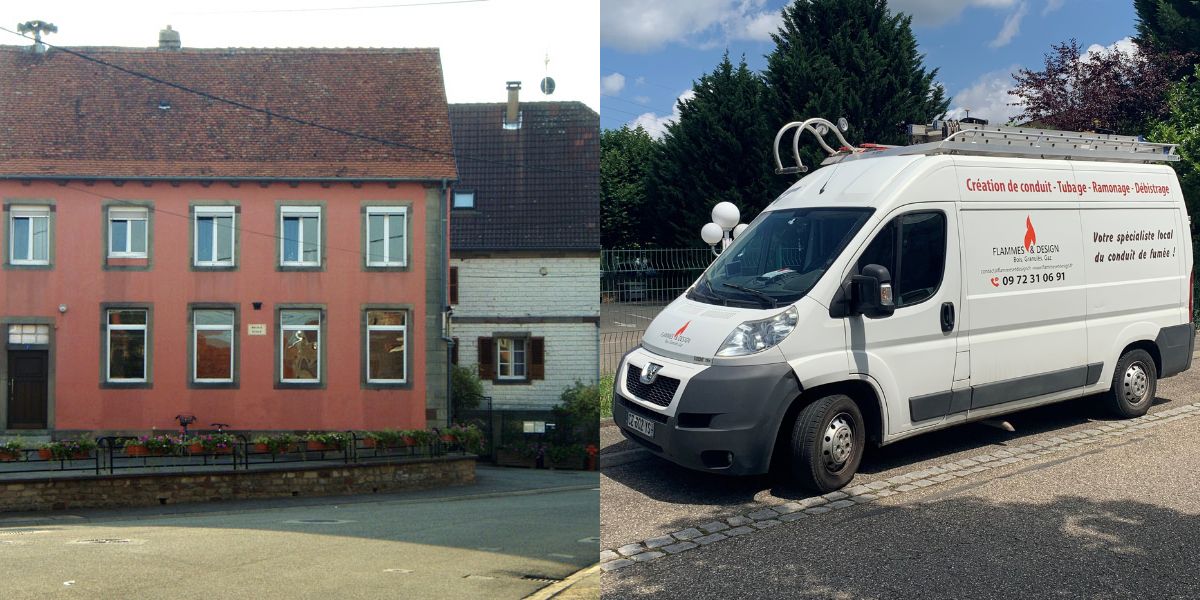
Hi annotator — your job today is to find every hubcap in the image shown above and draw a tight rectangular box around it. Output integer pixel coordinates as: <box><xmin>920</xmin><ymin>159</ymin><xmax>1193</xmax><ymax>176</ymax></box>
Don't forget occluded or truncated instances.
<box><xmin>822</xmin><ymin>413</ymin><xmax>854</xmax><ymax>470</ymax></box>
<box><xmin>1122</xmin><ymin>362</ymin><xmax>1150</xmax><ymax>405</ymax></box>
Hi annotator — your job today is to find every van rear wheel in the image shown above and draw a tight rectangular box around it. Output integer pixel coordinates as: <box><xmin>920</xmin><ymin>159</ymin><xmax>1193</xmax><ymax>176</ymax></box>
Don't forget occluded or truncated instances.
<box><xmin>1106</xmin><ymin>349</ymin><xmax>1157</xmax><ymax>418</ymax></box>
<box><xmin>789</xmin><ymin>394</ymin><xmax>864</xmax><ymax>493</ymax></box>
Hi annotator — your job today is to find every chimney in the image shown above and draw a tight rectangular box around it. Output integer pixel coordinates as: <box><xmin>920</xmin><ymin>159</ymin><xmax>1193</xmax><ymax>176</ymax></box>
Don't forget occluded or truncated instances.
<box><xmin>159</xmin><ymin>25</ymin><xmax>180</xmax><ymax>50</ymax></box>
<box><xmin>504</xmin><ymin>81</ymin><xmax>521</xmax><ymax>130</ymax></box>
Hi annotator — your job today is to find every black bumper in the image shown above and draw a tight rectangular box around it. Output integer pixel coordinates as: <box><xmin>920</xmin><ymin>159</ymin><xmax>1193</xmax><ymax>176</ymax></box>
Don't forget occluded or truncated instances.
<box><xmin>613</xmin><ymin>361</ymin><xmax>801</xmax><ymax>475</ymax></box>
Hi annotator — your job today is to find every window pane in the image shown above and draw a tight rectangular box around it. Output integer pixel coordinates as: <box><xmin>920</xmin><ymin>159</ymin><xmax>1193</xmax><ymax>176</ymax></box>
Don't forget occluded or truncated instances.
<box><xmin>215</xmin><ymin>216</ymin><xmax>233</xmax><ymax>262</ymax></box>
<box><xmin>894</xmin><ymin>212</ymin><xmax>946</xmax><ymax>307</ymax></box>
<box><xmin>195</xmin><ymin>309</ymin><xmax>234</xmax><ymax>326</ymax></box>
<box><xmin>387</xmin><ymin>214</ymin><xmax>405</xmax><ymax>263</ymax></box>
<box><xmin>111</xmin><ymin>220</ymin><xmax>128</xmax><ymax>253</ymax></box>
<box><xmin>282</xmin><ymin>328</ymin><xmax>319</xmax><ymax>380</ymax></box>
<box><xmin>368</xmin><ymin>214</ymin><xmax>385</xmax><ymax>262</ymax></box>
<box><xmin>131</xmin><ymin>219</ymin><xmax>147</xmax><ymax>253</ymax></box>
<box><xmin>367</xmin><ymin>310</ymin><xmax>405</xmax><ymax>326</ymax></box>
<box><xmin>301</xmin><ymin>216</ymin><xmax>319</xmax><ymax>262</ymax></box>
<box><xmin>197</xmin><ymin>217</ymin><xmax>214</xmax><ymax>262</ymax></box>
<box><xmin>283</xmin><ymin>217</ymin><xmax>300</xmax><ymax>262</ymax></box>
<box><xmin>108</xmin><ymin>310</ymin><xmax>147</xmax><ymax>325</ymax></box>
<box><xmin>453</xmin><ymin>192</ymin><xmax>474</xmax><ymax>209</ymax></box>
<box><xmin>109</xmin><ymin>329</ymin><xmax>146</xmax><ymax>379</ymax></box>
<box><xmin>281</xmin><ymin>310</ymin><xmax>319</xmax><ymax>327</ymax></box>
<box><xmin>196</xmin><ymin>329</ymin><xmax>232</xmax><ymax>379</ymax></box>
<box><xmin>12</xmin><ymin>217</ymin><xmax>29</xmax><ymax>260</ymax></box>
<box><xmin>31</xmin><ymin>217</ymin><xmax>47</xmax><ymax>261</ymax></box>
<box><xmin>368</xmin><ymin>329</ymin><xmax>405</xmax><ymax>380</ymax></box>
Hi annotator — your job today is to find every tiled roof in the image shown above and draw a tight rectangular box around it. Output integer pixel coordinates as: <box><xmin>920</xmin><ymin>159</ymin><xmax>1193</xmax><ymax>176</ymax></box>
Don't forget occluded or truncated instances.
<box><xmin>448</xmin><ymin>102</ymin><xmax>599</xmax><ymax>251</ymax></box>
<box><xmin>0</xmin><ymin>46</ymin><xmax>457</xmax><ymax>180</ymax></box>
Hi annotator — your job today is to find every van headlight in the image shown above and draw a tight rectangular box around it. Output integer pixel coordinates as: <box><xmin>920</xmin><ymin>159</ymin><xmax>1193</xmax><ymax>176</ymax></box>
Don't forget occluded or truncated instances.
<box><xmin>716</xmin><ymin>306</ymin><xmax>799</xmax><ymax>357</ymax></box>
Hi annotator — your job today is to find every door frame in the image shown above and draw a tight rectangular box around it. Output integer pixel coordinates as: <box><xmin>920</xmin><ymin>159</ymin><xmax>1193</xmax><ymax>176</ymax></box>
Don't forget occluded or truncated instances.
<box><xmin>0</xmin><ymin>317</ymin><xmax>55</xmax><ymax>432</ymax></box>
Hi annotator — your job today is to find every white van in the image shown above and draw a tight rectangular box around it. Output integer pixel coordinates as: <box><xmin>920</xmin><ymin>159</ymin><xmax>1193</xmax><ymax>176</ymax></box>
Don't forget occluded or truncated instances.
<box><xmin>614</xmin><ymin>118</ymin><xmax>1195</xmax><ymax>492</ymax></box>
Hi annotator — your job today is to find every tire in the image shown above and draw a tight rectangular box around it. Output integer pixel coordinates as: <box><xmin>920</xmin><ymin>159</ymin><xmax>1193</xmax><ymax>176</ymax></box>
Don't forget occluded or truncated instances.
<box><xmin>1105</xmin><ymin>349</ymin><xmax>1157</xmax><ymax>418</ymax></box>
<box><xmin>789</xmin><ymin>394</ymin><xmax>865</xmax><ymax>493</ymax></box>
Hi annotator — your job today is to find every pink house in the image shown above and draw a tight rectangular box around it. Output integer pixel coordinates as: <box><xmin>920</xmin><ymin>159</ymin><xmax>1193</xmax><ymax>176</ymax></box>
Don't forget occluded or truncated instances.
<box><xmin>0</xmin><ymin>39</ymin><xmax>456</xmax><ymax>436</ymax></box>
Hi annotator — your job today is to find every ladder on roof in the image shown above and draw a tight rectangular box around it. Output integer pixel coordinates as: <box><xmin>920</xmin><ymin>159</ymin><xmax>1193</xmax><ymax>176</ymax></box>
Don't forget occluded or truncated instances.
<box><xmin>773</xmin><ymin>118</ymin><xmax>1179</xmax><ymax>176</ymax></box>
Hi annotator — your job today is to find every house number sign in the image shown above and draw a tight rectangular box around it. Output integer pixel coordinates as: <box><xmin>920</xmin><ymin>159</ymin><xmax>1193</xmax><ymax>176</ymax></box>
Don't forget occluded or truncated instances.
<box><xmin>247</xmin><ymin>324</ymin><xmax>267</xmax><ymax>336</ymax></box>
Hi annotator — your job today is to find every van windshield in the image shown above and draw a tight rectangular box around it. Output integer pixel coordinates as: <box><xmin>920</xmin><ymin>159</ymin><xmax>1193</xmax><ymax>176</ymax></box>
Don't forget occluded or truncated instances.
<box><xmin>689</xmin><ymin>207</ymin><xmax>874</xmax><ymax>308</ymax></box>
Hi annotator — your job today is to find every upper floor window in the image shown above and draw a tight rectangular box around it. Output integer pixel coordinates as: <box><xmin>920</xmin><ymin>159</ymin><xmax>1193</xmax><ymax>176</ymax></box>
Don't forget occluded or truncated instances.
<box><xmin>365</xmin><ymin>206</ymin><xmax>407</xmax><ymax>267</ymax></box>
<box><xmin>10</xmin><ymin>206</ymin><xmax>50</xmax><ymax>265</ymax></box>
<box><xmin>108</xmin><ymin>207</ymin><xmax>148</xmax><ymax>258</ymax></box>
<box><xmin>453</xmin><ymin>191</ymin><xmax>475</xmax><ymax>209</ymax></box>
<box><xmin>280</xmin><ymin>206</ymin><xmax>321</xmax><ymax>267</ymax></box>
<box><xmin>195</xmin><ymin>206</ymin><xmax>235</xmax><ymax>267</ymax></box>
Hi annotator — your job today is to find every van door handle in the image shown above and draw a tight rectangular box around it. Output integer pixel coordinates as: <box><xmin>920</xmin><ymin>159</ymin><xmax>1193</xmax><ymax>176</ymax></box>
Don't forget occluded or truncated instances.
<box><xmin>940</xmin><ymin>302</ymin><xmax>955</xmax><ymax>332</ymax></box>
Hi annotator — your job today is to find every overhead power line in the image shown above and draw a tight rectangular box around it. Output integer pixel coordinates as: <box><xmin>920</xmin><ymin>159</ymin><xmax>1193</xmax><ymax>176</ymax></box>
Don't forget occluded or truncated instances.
<box><xmin>171</xmin><ymin>0</ymin><xmax>487</xmax><ymax>15</ymax></box>
<box><xmin>0</xmin><ymin>26</ymin><xmax>576</xmax><ymax>176</ymax></box>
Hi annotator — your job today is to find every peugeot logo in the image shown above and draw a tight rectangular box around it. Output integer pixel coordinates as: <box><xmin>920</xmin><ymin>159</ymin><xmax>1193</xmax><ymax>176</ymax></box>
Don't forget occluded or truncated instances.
<box><xmin>640</xmin><ymin>363</ymin><xmax>663</xmax><ymax>385</ymax></box>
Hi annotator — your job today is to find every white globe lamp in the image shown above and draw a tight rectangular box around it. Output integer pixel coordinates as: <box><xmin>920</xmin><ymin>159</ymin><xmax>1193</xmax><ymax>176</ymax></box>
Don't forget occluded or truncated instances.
<box><xmin>711</xmin><ymin>202</ymin><xmax>740</xmax><ymax>230</ymax></box>
<box><xmin>732</xmin><ymin>223</ymin><xmax>749</xmax><ymax>239</ymax></box>
<box><xmin>700</xmin><ymin>222</ymin><xmax>724</xmax><ymax>246</ymax></box>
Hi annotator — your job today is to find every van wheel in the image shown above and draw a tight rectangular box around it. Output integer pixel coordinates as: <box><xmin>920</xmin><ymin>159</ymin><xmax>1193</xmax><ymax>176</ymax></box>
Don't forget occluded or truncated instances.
<box><xmin>1106</xmin><ymin>349</ymin><xmax>1157</xmax><ymax>418</ymax></box>
<box><xmin>789</xmin><ymin>394</ymin><xmax>864</xmax><ymax>493</ymax></box>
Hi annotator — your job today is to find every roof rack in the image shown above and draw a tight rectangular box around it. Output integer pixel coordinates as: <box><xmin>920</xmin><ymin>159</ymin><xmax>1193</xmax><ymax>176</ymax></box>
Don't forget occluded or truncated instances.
<box><xmin>773</xmin><ymin>118</ymin><xmax>1179</xmax><ymax>176</ymax></box>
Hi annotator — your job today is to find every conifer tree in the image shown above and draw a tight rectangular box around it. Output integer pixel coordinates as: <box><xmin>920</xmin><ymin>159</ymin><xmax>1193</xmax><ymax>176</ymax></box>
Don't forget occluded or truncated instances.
<box><xmin>601</xmin><ymin>125</ymin><xmax>658</xmax><ymax>249</ymax></box>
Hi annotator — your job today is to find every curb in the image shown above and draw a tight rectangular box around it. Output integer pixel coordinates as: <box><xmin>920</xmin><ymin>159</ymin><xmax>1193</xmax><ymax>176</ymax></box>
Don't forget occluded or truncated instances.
<box><xmin>600</xmin><ymin>401</ymin><xmax>1200</xmax><ymax>573</ymax></box>
<box><xmin>524</xmin><ymin>564</ymin><xmax>601</xmax><ymax>600</ymax></box>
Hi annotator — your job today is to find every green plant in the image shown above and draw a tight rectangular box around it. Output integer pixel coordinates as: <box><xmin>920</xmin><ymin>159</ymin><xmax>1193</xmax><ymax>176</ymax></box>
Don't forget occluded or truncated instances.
<box><xmin>446</xmin><ymin>424</ymin><xmax>485</xmax><ymax>454</ymax></box>
<box><xmin>451</xmin><ymin>364</ymin><xmax>485</xmax><ymax>414</ymax></box>
<box><xmin>42</xmin><ymin>436</ymin><xmax>98</xmax><ymax>460</ymax></box>
<box><xmin>190</xmin><ymin>433</ymin><xmax>238</xmax><ymax>453</ymax></box>
<box><xmin>546</xmin><ymin>443</ymin><xmax>586</xmax><ymax>466</ymax></box>
<box><xmin>253</xmin><ymin>433</ymin><xmax>296</xmax><ymax>454</ymax></box>
<box><xmin>498</xmin><ymin>441</ymin><xmax>538</xmax><ymax>460</ymax></box>
<box><xmin>0</xmin><ymin>438</ymin><xmax>23</xmax><ymax>457</ymax></box>
<box><xmin>142</xmin><ymin>434</ymin><xmax>182</xmax><ymax>455</ymax></box>
<box><xmin>403</xmin><ymin>429</ymin><xmax>434</xmax><ymax>446</ymax></box>
<box><xmin>599</xmin><ymin>373</ymin><xmax>615</xmax><ymax>418</ymax></box>
<box><xmin>304</xmin><ymin>431</ymin><xmax>350</xmax><ymax>449</ymax></box>
<box><xmin>366</xmin><ymin>429</ymin><xmax>405</xmax><ymax>447</ymax></box>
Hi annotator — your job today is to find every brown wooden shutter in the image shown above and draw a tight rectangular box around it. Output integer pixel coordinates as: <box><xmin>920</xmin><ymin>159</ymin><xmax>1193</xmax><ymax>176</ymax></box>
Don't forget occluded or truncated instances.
<box><xmin>529</xmin><ymin>337</ymin><xmax>545</xmax><ymax>381</ymax></box>
<box><xmin>450</xmin><ymin>337</ymin><xmax>459</xmax><ymax>366</ymax></box>
<box><xmin>449</xmin><ymin>266</ymin><xmax>459</xmax><ymax>305</ymax></box>
<box><xmin>477</xmin><ymin>337</ymin><xmax>495</xmax><ymax>380</ymax></box>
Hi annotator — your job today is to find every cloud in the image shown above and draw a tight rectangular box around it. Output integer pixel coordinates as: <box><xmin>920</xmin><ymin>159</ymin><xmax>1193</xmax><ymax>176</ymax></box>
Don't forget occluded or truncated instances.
<box><xmin>1042</xmin><ymin>0</ymin><xmax>1066</xmax><ymax>15</ymax></box>
<box><xmin>888</xmin><ymin>0</ymin><xmax>1019</xmax><ymax>27</ymax></box>
<box><xmin>1084</xmin><ymin>36</ymin><xmax>1136</xmax><ymax>58</ymax></box>
<box><xmin>629</xmin><ymin>90</ymin><xmax>696</xmax><ymax>138</ymax></box>
<box><xmin>601</xmin><ymin>0</ymin><xmax>782</xmax><ymax>53</ymax></box>
<box><xmin>634</xmin><ymin>76</ymin><xmax>646</xmax><ymax>85</ymax></box>
<box><xmin>989</xmin><ymin>1</ymin><xmax>1028</xmax><ymax>48</ymax></box>
<box><xmin>601</xmin><ymin>72</ymin><xmax>627</xmax><ymax>95</ymax></box>
<box><xmin>943</xmin><ymin>66</ymin><xmax>1024</xmax><ymax>125</ymax></box>
<box><xmin>633</xmin><ymin>95</ymin><xmax>650</xmax><ymax>104</ymax></box>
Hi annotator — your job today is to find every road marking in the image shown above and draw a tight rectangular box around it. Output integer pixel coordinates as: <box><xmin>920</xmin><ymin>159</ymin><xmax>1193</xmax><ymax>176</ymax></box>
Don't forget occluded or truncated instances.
<box><xmin>547</xmin><ymin>553</ymin><xmax>576</xmax><ymax>559</ymax></box>
<box><xmin>476</xmin><ymin>546</ymin><xmax>502</xmax><ymax>552</ymax></box>
<box><xmin>577</xmin><ymin>536</ymin><xmax>601</xmax><ymax>544</ymax></box>
<box><xmin>283</xmin><ymin>519</ymin><xmax>355</xmax><ymax>525</ymax></box>
<box><xmin>383</xmin><ymin>569</ymin><xmax>414</xmax><ymax>574</ymax></box>
<box><xmin>600</xmin><ymin>401</ymin><xmax>1200</xmax><ymax>572</ymax></box>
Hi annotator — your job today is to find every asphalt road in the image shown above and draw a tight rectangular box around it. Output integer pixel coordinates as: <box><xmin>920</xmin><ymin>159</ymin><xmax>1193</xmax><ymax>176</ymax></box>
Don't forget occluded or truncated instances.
<box><xmin>0</xmin><ymin>466</ymin><xmax>600</xmax><ymax>600</ymax></box>
<box><xmin>602</xmin><ymin>360</ymin><xmax>1200</xmax><ymax>599</ymax></box>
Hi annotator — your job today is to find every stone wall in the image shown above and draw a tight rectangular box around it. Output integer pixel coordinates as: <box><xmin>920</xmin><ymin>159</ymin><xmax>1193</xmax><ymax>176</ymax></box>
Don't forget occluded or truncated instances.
<box><xmin>0</xmin><ymin>457</ymin><xmax>474</xmax><ymax>513</ymax></box>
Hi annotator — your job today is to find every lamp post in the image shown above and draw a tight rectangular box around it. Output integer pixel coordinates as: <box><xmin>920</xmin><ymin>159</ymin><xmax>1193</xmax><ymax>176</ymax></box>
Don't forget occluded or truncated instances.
<box><xmin>702</xmin><ymin>201</ymin><xmax>746</xmax><ymax>255</ymax></box>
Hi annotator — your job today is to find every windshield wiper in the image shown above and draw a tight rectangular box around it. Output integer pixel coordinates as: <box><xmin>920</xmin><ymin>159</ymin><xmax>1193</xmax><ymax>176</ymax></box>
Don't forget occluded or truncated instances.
<box><xmin>722</xmin><ymin>283</ymin><xmax>777</xmax><ymax>309</ymax></box>
<box><xmin>690</xmin><ymin>278</ymin><xmax>728</xmax><ymax>305</ymax></box>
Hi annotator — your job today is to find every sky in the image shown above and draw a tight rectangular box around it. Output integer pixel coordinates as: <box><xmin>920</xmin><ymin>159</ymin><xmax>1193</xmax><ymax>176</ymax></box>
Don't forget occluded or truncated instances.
<box><xmin>600</xmin><ymin>0</ymin><xmax>1139</xmax><ymax>136</ymax></box>
<box><xmin>0</xmin><ymin>0</ymin><xmax>599</xmax><ymax>111</ymax></box>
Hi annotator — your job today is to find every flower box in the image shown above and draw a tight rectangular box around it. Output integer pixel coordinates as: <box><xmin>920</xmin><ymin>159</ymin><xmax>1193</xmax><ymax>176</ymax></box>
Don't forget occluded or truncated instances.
<box><xmin>124</xmin><ymin>444</ymin><xmax>149</xmax><ymax>457</ymax></box>
<box><xmin>0</xmin><ymin>450</ymin><xmax>20</xmax><ymax>462</ymax></box>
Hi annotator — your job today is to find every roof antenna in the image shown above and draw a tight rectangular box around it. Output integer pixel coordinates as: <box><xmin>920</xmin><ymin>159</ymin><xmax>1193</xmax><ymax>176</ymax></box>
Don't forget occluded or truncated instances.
<box><xmin>17</xmin><ymin>20</ymin><xmax>57</xmax><ymax>54</ymax></box>
<box><xmin>540</xmin><ymin>52</ymin><xmax>556</xmax><ymax>96</ymax></box>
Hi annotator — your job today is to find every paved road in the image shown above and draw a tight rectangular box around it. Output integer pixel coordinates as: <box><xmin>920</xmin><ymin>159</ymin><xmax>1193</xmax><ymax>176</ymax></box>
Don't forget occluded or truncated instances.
<box><xmin>0</xmin><ymin>466</ymin><xmax>599</xmax><ymax>600</ymax></box>
<box><xmin>602</xmin><ymin>361</ymin><xmax>1200</xmax><ymax>599</ymax></box>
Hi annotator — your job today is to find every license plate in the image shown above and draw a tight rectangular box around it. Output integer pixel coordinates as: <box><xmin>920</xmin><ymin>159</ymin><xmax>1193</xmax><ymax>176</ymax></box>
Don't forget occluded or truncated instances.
<box><xmin>626</xmin><ymin>412</ymin><xmax>656</xmax><ymax>438</ymax></box>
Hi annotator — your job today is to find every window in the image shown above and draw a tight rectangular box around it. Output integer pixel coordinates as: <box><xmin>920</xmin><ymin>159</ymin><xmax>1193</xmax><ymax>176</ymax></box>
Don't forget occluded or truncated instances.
<box><xmin>449</xmin><ymin>266</ymin><xmax>459</xmax><ymax>305</ymax></box>
<box><xmin>857</xmin><ymin>211</ymin><xmax>947</xmax><ymax>308</ymax></box>
<box><xmin>453</xmin><ymin>191</ymin><xmax>475</xmax><ymax>209</ymax></box>
<box><xmin>108</xmin><ymin>207</ymin><xmax>148</xmax><ymax>258</ymax></box>
<box><xmin>476</xmin><ymin>336</ymin><xmax>545</xmax><ymax>383</ymax></box>
<box><xmin>280</xmin><ymin>206</ymin><xmax>321</xmax><ymax>266</ymax></box>
<box><xmin>497</xmin><ymin>337</ymin><xmax>527</xmax><ymax>380</ymax></box>
<box><xmin>9</xmin><ymin>206</ymin><xmax>50</xmax><ymax>265</ymax></box>
<box><xmin>280</xmin><ymin>309</ymin><xmax>320</xmax><ymax>383</ymax></box>
<box><xmin>107</xmin><ymin>309</ymin><xmax>147</xmax><ymax>382</ymax></box>
<box><xmin>8</xmin><ymin>324</ymin><xmax>49</xmax><ymax>345</ymax></box>
<box><xmin>194</xmin><ymin>309</ymin><xmax>234</xmax><ymax>383</ymax></box>
<box><xmin>365</xmin><ymin>206</ymin><xmax>407</xmax><ymax>267</ymax></box>
<box><xmin>366</xmin><ymin>310</ymin><xmax>407</xmax><ymax>383</ymax></box>
<box><xmin>194</xmin><ymin>206</ymin><xmax>235</xmax><ymax>266</ymax></box>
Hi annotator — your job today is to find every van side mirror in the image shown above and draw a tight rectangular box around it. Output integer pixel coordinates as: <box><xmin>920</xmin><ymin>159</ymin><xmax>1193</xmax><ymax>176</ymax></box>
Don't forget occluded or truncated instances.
<box><xmin>850</xmin><ymin>264</ymin><xmax>895</xmax><ymax>318</ymax></box>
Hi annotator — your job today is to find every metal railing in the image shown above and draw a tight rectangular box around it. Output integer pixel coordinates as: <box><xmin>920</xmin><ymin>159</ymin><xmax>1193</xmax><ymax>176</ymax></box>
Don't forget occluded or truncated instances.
<box><xmin>601</xmin><ymin>248</ymin><xmax>712</xmax><ymax>305</ymax></box>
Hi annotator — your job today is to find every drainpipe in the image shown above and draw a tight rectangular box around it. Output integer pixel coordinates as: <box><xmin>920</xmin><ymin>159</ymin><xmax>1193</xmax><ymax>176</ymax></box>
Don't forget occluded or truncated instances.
<box><xmin>440</xmin><ymin>177</ymin><xmax>455</xmax><ymax>428</ymax></box>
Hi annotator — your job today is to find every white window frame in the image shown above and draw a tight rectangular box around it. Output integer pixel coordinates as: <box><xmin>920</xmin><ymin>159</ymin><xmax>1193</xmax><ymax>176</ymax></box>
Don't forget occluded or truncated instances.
<box><xmin>193</xmin><ymin>309</ymin><xmax>235</xmax><ymax>383</ymax></box>
<box><xmin>108</xmin><ymin>207</ymin><xmax>148</xmax><ymax>258</ymax></box>
<box><xmin>280</xmin><ymin>206</ymin><xmax>322</xmax><ymax>267</ymax></box>
<box><xmin>366</xmin><ymin>310</ymin><xmax>408</xmax><ymax>384</ymax></box>
<box><xmin>106</xmin><ymin>309</ymin><xmax>147</xmax><ymax>383</ymax></box>
<box><xmin>280</xmin><ymin>310</ymin><xmax>321</xmax><ymax>383</ymax></box>
<box><xmin>497</xmin><ymin>337</ymin><xmax>528</xmax><ymax>381</ymax></box>
<box><xmin>193</xmin><ymin>206</ymin><xmax>236</xmax><ymax>267</ymax></box>
<box><xmin>9</xmin><ymin>206</ymin><xmax>50</xmax><ymax>265</ymax></box>
<box><xmin>365</xmin><ymin>206</ymin><xmax>408</xmax><ymax>267</ymax></box>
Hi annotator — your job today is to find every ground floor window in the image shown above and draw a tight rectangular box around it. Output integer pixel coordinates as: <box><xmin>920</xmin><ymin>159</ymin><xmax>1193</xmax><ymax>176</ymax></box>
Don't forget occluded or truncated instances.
<box><xmin>194</xmin><ymin>309</ymin><xmax>234</xmax><ymax>383</ymax></box>
<box><xmin>497</xmin><ymin>337</ymin><xmax>527</xmax><ymax>380</ymax></box>
<box><xmin>366</xmin><ymin>310</ymin><xmax>407</xmax><ymax>384</ymax></box>
<box><xmin>477</xmin><ymin>335</ymin><xmax>545</xmax><ymax>383</ymax></box>
<box><xmin>280</xmin><ymin>309</ymin><xmax>321</xmax><ymax>383</ymax></box>
<box><xmin>107</xmin><ymin>309</ymin><xmax>147</xmax><ymax>382</ymax></box>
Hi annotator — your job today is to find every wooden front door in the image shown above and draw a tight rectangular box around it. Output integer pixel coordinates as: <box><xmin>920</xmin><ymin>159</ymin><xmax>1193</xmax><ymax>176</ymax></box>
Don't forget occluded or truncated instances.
<box><xmin>7</xmin><ymin>350</ymin><xmax>48</xmax><ymax>429</ymax></box>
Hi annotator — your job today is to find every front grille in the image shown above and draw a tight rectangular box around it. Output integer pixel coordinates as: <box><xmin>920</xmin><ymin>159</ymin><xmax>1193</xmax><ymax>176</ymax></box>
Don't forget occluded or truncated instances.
<box><xmin>625</xmin><ymin>363</ymin><xmax>680</xmax><ymax>407</ymax></box>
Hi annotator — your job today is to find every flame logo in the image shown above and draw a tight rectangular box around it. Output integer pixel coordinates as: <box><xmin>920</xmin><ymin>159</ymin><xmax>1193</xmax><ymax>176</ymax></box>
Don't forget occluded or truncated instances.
<box><xmin>674</xmin><ymin>321</ymin><xmax>691</xmax><ymax>338</ymax></box>
<box><xmin>1023</xmin><ymin>216</ymin><xmax>1036</xmax><ymax>251</ymax></box>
